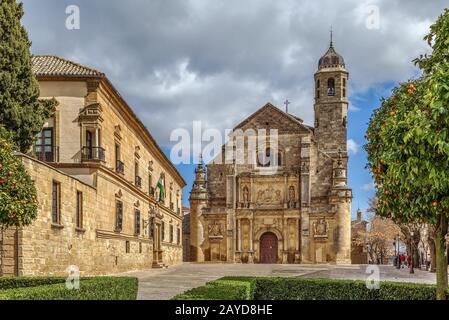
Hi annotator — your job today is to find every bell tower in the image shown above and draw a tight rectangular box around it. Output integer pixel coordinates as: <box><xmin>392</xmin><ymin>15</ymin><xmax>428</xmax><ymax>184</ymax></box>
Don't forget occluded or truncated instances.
<box><xmin>314</xmin><ymin>33</ymin><xmax>352</xmax><ymax>264</ymax></box>
<box><xmin>314</xmin><ymin>34</ymin><xmax>349</xmax><ymax>153</ymax></box>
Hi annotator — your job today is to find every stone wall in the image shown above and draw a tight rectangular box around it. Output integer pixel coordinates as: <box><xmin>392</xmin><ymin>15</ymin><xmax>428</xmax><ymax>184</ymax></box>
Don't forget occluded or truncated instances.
<box><xmin>5</xmin><ymin>155</ymin><xmax>182</xmax><ymax>276</ymax></box>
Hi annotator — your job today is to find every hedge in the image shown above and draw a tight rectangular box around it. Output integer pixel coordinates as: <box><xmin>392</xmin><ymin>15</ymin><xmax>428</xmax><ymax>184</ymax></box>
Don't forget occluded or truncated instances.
<box><xmin>173</xmin><ymin>278</ymin><xmax>255</xmax><ymax>300</ymax></box>
<box><xmin>0</xmin><ymin>277</ymin><xmax>67</xmax><ymax>290</ymax></box>
<box><xmin>253</xmin><ymin>278</ymin><xmax>437</xmax><ymax>300</ymax></box>
<box><xmin>0</xmin><ymin>277</ymin><xmax>138</xmax><ymax>300</ymax></box>
<box><xmin>173</xmin><ymin>277</ymin><xmax>440</xmax><ymax>300</ymax></box>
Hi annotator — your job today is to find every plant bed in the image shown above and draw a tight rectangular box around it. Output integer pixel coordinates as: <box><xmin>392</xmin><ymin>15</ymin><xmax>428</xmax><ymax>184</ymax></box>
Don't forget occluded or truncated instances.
<box><xmin>0</xmin><ymin>276</ymin><xmax>138</xmax><ymax>300</ymax></box>
<box><xmin>173</xmin><ymin>277</ymin><xmax>441</xmax><ymax>300</ymax></box>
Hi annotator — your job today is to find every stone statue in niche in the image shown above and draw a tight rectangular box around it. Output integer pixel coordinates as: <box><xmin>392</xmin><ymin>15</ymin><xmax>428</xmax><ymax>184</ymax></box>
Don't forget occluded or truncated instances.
<box><xmin>288</xmin><ymin>186</ymin><xmax>295</xmax><ymax>208</ymax></box>
<box><xmin>313</xmin><ymin>218</ymin><xmax>328</xmax><ymax>238</ymax></box>
<box><xmin>242</xmin><ymin>186</ymin><xmax>250</xmax><ymax>203</ymax></box>
<box><xmin>208</xmin><ymin>221</ymin><xmax>223</xmax><ymax>238</ymax></box>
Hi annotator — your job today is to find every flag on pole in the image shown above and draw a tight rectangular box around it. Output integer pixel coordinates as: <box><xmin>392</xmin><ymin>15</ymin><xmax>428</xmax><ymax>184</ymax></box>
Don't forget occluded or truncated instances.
<box><xmin>156</xmin><ymin>173</ymin><xmax>165</xmax><ymax>202</ymax></box>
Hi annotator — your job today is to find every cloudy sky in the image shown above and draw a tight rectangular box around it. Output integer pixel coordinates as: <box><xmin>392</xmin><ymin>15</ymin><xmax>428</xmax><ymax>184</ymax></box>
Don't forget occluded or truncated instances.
<box><xmin>21</xmin><ymin>0</ymin><xmax>448</xmax><ymax>217</ymax></box>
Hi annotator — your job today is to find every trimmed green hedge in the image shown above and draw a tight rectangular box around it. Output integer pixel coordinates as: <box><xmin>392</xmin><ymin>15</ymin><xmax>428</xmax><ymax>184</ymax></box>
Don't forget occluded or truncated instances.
<box><xmin>253</xmin><ymin>278</ymin><xmax>437</xmax><ymax>300</ymax></box>
<box><xmin>173</xmin><ymin>277</ymin><xmax>440</xmax><ymax>300</ymax></box>
<box><xmin>0</xmin><ymin>277</ymin><xmax>66</xmax><ymax>290</ymax></box>
<box><xmin>0</xmin><ymin>277</ymin><xmax>138</xmax><ymax>300</ymax></box>
<box><xmin>173</xmin><ymin>278</ymin><xmax>255</xmax><ymax>300</ymax></box>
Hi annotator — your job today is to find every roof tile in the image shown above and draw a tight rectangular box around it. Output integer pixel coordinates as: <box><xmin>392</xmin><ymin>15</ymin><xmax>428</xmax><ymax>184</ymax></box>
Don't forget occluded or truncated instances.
<box><xmin>32</xmin><ymin>55</ymin><xmax>104</xmax><ymax>78</ymax></box>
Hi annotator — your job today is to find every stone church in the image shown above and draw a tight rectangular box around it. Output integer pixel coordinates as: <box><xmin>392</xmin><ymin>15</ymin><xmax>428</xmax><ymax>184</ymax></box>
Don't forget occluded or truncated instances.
<box><xmin>189</xmin><ymin>40</ymin><xmax>352</xmax><ymax>264</ymax></box>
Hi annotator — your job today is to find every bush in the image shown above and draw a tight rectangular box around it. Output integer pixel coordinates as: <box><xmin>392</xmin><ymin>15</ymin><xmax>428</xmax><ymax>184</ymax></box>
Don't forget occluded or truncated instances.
<box><xmin>0</xmin><ymin>277</ymin><xmax>138</xmax><ymax>300</ymax></box>
<box><xmin>173</xmin><ymin>278</ymin><xmax>255</xmax><ymax>300</ymax></box>
<box><xmin>0</xmin><ymin>276</ymin><xmax>66</xmax><ymax>290</ymax></box>
<box><xmin>173</xmin><ymin>277</ymin><xmax>439</xmax><ymax>300</ymax></box>
<box><xmin>253</xmin><ymin>278</ymin><xmax>437</xmax><ymax>300</ymax></box>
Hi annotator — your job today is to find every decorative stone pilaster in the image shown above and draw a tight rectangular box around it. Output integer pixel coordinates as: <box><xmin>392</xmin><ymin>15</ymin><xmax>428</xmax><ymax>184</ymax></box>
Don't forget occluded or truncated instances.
<box><xmin>331</xmin><ymin>152</ymin><xmax>352</xmax><ymax>264</ymax></box>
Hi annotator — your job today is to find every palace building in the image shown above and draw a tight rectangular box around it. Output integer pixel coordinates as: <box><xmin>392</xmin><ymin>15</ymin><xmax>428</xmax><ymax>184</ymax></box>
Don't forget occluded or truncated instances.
<box><xmin>0</xmin><ymin>56</ymin><xmax>185</xmax><ymax>276</ymax></box>
<box><xmin>189</xmin><ymin>41</ymin><xmax>352</xmax><ymax>264</ymax></box>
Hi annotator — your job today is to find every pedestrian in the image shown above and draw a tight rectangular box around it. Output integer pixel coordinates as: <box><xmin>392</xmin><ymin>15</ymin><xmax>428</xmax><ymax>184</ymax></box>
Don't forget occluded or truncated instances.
<box><xmin>400</xmin><ymin>254</ymin><xmax>405</xmax><ymax>268</ymax></box>
<box><xmin>407</xmin><ymin>255</ymin><xmax>412</xmax><ymax>268</ymax></box>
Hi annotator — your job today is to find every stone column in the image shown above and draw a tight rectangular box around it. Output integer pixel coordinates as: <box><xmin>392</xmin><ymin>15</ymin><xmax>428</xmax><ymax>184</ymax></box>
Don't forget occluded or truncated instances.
<box><xmin>282</xmin><ymin>218</ymin><xmax>288</xmax><ymax>263</ymax></box>
<box><xmin>248</xmin><ymin>218</ymin><xmax>254</xmax><ymax>263</ymax></box>
<box><xmin>95</xmin><ymin>127</ymin><xmax>100</xmax><ymax>147</ymax></box>
<box><xmin>335</xmin><ymin>198</ymin><xmax>352</xmax><ymax>264</ymax></box>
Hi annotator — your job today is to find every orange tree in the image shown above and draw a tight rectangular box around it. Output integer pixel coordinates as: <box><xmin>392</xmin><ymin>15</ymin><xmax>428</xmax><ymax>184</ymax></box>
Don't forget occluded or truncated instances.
<box><xmin>366</xmin><ymin>9</ymin><xmax>449</xmax><ymax>299</ymax></box>
<box><xmin>0</xmin><ymin>126</ymin><xmax>38</xmax><ymax>228</ymax></box>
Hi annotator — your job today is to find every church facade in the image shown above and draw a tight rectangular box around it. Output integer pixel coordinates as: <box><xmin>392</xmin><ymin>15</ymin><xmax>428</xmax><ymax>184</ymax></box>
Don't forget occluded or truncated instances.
<box><xmin>189</xmin><ymin>41</ymin><xmax>352</xmax><ymax>264</ymax></box>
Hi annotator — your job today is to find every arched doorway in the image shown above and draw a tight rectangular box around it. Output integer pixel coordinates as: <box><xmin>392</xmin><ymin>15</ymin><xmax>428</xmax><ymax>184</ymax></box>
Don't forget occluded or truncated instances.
<box><xmin>260</xmin><ymin>232</ymin><xmax>278</xmax><ymax>263</ymax></box>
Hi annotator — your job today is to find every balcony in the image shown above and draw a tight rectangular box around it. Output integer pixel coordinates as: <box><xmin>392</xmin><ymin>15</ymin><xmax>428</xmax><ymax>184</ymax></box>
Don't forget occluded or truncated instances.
<box><xmin>149</xmin><ymin>186</ymin><xmax>155</xmax><ymax>197</ymax></box>
<box><xmin>35</xmin><ymin>146</ymin><xmax>59</xmax><ymax>163</ymax></box>
<box><xmin>135</xmin><ymin>176</ymin><xmax>142</xmax><ymax>188</ymax></box>
<box><xmin>116</xmin><ymin>160</ymin><xmax>125</xmax><ymax>174</ymax></box>
<box><xmin>81</xmin><ymin>146</ymin><xmax>105</xmax><ymax>162</ymax></box>
<box><xmin>170</xmin><ymin>203</ymin><xmax>174</xmax><ymax>211</ymax></box>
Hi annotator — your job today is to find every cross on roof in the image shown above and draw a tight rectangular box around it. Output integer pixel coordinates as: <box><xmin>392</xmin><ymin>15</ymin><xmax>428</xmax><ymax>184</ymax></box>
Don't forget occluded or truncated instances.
<box><xmin>284</xmin><ymin>99</ymin><xmax>291</xmax><ymax>113</ymax></box>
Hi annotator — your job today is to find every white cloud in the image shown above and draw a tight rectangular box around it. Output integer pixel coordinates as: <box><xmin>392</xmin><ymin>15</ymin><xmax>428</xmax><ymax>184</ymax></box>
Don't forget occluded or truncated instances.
<box><xmin>347</xmin><ymin>139</ymin><xmax>360</xmax><ymax>155</ymax></box>
<box><xmin>361</xmin><ymin>182</ymin><xmax>375</xmax><ymax>192</ymax></box>
<box><xmin>21</xmin><ymin>0</ymin><xmax>448</xmax><ymax>147</ymax></box>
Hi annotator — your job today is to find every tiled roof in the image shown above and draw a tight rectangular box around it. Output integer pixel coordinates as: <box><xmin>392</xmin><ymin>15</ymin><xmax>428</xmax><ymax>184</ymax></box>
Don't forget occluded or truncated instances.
<box><xmin>32</xmin><ymin>55</ymin><xmax>105</xmax><ymax>78</ymax></box>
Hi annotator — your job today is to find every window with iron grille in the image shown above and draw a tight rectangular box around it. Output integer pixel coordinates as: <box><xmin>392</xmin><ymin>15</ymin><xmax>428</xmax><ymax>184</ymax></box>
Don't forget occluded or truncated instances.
<box><xmin>161</xmin><ymin>221</ymin><xmax>165</xmax><ymax>241</ymax></box>
<box><xmin>135</xmin><ymin>209</ymin><xmax>141</xmax><ymax>235</ymax></box>
<box><xmin>76</xmin><ymin>191</ymin><xmax>83</xmax><ymax>228</ymax></box>
<box><xmin>170</xmin><ymin>225</ymin><xmax>174</xmax><ymax>243</ymax></box>
<box><xmin>52</xmin><ymin>181</ymin><xmax>61</xmax><ymax>224</ymax></box>
<box><xmin>116</xmin><ymin>200</ymin><xmax>123</xmax><ymax>231</ymax></box>
<box><xmin>125</xmin><ymin>240</ymin><xmax>130</xmax><ymax>253</ymax></box>
<box><xmin>149</xmin><ymin>217</ymin><xmax>154</xmax><ymax>239</ymax></box>
<box><xmin>177</xmin><ymin>228</ymin><xmax>181</xmax><ymax>245</ymax></box>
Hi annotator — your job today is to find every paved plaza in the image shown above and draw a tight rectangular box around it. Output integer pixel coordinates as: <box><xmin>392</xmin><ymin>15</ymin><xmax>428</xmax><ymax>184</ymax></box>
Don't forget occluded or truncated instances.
<box><xmin>119</xmin><ymin>263</ymin><xmax>438</xmax><ymax>300</ymax></box>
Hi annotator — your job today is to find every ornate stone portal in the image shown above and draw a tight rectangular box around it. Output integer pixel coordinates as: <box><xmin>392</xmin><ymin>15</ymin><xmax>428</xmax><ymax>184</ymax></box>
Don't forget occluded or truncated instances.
<box><xmin>189</xmin><ymin>39</ymin><xmax>352</xmax><ymax>264</ymax></box>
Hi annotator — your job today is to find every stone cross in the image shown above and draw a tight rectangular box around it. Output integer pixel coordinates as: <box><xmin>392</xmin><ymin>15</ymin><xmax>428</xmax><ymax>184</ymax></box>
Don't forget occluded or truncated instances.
<box><xmin>284</xmin><ymin>99</ymin><xmax>291</xmax><ymax>113</ymax></box>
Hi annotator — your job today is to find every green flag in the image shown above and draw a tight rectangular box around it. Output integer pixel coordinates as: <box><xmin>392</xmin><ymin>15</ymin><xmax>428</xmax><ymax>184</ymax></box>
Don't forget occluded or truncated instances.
<box><xmin>156</xmin><ymin>173</ymin><xmax>165</xmax><ymax>202</ymax></box>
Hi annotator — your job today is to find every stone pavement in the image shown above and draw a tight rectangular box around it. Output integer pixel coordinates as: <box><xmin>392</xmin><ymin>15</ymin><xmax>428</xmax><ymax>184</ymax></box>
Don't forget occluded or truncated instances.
<box><xmin>119</xmin><ymin>263</ymin><xmax>437</xmax><ymax>300</ymax></box>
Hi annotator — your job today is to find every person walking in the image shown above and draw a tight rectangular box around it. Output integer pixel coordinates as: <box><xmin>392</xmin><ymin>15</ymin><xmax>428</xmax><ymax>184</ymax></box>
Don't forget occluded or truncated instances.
<box><xmin>400</xmin><ymin>254</ymin><xmax>405</xmax><ymax>268</ymax></box>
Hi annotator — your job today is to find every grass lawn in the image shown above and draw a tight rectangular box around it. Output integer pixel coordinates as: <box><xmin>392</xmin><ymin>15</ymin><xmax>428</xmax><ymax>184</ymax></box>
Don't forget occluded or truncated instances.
<box><xmin>173</xmin><ymin>277</ymin><xmax>440</xmax><ymax>300</ymax></box>
<box><xmin>0</xmin><ymin>276</ymin><xmax>138</xmax><ymax>300</ymax></box>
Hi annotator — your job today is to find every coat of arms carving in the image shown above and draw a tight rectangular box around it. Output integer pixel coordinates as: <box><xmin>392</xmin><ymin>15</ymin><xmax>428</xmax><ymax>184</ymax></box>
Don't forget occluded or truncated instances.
<box><xmin>313</xmin><ymin>218</ymin><xmax>329</xmax><ymax>238</ymax></box>
<box><xmin>208</xmin><ymin>221</ymin><xmax>224</xmax><ymax>238</ymax></box>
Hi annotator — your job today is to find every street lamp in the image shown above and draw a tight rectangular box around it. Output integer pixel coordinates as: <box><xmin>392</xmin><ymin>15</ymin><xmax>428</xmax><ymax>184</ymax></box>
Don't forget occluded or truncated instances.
<box><xmin>393</xmin><ymin>240</ymin><xmax>397</xmax><ymax>266</ymax></box>
<box><xmin>396</xmin><ymin>234</ymin><xmax>401</xmax><ymax>270</ymax></box>
<box><xmin>410</xmin><ymin>231</ymin><xmax>415</xmax><ymax>274</ymax></box>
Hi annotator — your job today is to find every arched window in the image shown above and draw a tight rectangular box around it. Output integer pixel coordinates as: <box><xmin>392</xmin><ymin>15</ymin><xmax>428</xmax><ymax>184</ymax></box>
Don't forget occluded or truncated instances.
<box><xmin>327</xmin><ymin>78</ymin><xmax>335</xmax><ymax>96</ymax></box>
<box><xmin>316</xmin><ymin>80</ymin><xmax>320</xmax><ymax>99</ymax></box>
<box><xmin>342</xmin><ymin>78</ymin><xmax>347</xmax><ymax>98</ymax></box>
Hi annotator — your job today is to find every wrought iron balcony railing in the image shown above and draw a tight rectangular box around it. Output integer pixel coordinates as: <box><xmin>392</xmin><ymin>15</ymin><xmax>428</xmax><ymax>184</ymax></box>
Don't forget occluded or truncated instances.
<box><xmin>116</xmin><ymin>160</ymin><xmax>125</xmax><ymax>174</ymax></box>
<box><xmin>35</xmin><ymin>146</ymin><xmax>59</xmax><ymax>163</ymax></box>
<box><xmin>135</xmin><ymin>175</ymin><xmax>142</xmax><ymax>188</ymax></box>
<box><xmin>81</xmin><ymin>146</ymin><xmax>105</xmax><ymax>162</ymax></box>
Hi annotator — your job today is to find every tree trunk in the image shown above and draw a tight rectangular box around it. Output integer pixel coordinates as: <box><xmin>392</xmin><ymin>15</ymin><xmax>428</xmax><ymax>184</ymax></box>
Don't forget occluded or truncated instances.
<box><xmin>429</xmin><ymin>226</ymin><xmax>437</xmax><ymax>272</ymax></box>
<box><xmin>435</xmin><ymin>214</ymin><xmax>448</xmax><ymax>300</ymax></box>
<box><xmin>0</xmin><ymin>228</ymin><xmax>3</xmax><ymax>277</ymax></box>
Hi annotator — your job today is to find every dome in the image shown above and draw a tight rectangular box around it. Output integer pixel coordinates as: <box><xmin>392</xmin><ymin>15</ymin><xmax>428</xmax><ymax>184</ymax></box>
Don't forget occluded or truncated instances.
<box><xmin>318</xmin><ymin>45</ymin><xmax>345</xmax><ymax>69</ymax></box>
